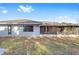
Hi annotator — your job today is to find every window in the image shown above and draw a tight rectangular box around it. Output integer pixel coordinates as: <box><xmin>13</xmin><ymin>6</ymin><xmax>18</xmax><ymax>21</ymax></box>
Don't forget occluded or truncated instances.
<box><xmin>23</xmin><ymin>25</ymin><xmax>33</xmax><ymax>32</ymax></box>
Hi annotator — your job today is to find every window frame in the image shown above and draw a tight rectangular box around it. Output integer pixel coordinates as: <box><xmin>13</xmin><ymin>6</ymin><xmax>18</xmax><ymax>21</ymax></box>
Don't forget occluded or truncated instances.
<box><xmin>23</xmin><ymin>25</ymin><xmax>33</xmax><ymax>32</ymax></box>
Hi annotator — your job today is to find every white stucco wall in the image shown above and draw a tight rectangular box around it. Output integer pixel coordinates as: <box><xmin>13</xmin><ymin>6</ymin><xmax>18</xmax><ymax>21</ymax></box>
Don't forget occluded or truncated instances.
<box><xmin>0</xmin><ymin>26</ymin><xmax>8</xmax><ymax>36</ymax></box>
<box><xmin>12</xmin><ymin>25</ymin><xmax>40</xmax><ymax>36</ymax></box>
<box><xmin>0</xmin><ymin>25</ymin><xmax>40</xmax><ymax>36</ymax></box>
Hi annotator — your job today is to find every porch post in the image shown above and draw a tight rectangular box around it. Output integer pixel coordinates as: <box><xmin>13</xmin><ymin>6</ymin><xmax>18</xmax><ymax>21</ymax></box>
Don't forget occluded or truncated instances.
<box><xmin>45</xmin><ymin>26</ymin><xmax>47</xmax><ymax>33</ymax></box>
<box><xmin>57</xmin><ymin>27</ymin><xmax>59</xmax><ymax>35</ymax></box>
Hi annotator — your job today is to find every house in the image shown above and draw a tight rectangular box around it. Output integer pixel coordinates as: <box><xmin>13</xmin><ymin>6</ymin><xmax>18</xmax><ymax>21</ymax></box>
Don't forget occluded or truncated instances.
<box><xmin>0</xmin><ymin>19</ymin><xmax>79</xmax><ymax>36</ymax></box>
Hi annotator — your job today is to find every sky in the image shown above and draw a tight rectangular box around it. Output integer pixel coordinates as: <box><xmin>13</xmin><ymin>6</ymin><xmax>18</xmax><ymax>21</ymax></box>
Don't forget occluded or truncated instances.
<box><xmin>0</xmin><ymin>3</ymin><xmax>79</xmax><ymax>23</ymax></box>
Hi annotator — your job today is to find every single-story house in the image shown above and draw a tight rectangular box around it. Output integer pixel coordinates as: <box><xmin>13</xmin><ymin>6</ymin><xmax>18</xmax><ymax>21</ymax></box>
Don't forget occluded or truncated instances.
<box><xmin>0</xmin><ymin>19</ymin><xmax>79</xmax><ymax>36</ymax></box>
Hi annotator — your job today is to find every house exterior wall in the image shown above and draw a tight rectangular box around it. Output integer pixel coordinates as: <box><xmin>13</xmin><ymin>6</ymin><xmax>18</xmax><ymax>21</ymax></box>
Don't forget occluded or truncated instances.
<box><xmin>0</xmin><ymin>26</ymin><xmax>8</xmax><ymax>36</ymax></box>
<box><xmin>12</xmin><ymin>25</ymin><xmax>40</xmax><ymax>36</ymax></box>
<box><xmin>0</xmin><ymin>25</ymin><xmax>79</xmax><ymax>37</ymax></box>
<box><xmin>0</xmin><ymin>25</ymin><xmax>40</xmax><ymax>36</ymax></box>
<box><xmin>40</xmin><ymin>26</ymin><xmax>79</xmax><ymax>35</ymax></box>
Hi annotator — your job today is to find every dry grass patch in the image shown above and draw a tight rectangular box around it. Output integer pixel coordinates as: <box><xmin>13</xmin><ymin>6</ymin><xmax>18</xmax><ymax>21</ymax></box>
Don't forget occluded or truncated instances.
<box><xmin>0</xmin><ymin>36</ymin><xmax>79</xmax><ymax>55</ymax></box>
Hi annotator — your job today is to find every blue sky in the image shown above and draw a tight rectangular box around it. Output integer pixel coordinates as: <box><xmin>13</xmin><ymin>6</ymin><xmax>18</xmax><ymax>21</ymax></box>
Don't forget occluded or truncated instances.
<box><xmin>0</xmin><ymin>3</ymin><xmax>79</xmax><ymax>23</ymax></box>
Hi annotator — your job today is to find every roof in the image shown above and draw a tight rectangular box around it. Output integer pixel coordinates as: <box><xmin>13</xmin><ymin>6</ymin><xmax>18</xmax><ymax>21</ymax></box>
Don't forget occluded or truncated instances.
<box><xmin>41</xmin><ymin>22</ymin><xmax>79</xmax><ymax>27</ymax></box>
<box><xmin>0</xmin><ymin>19</ymin><xmax>41</xmax><ymax>25</ymax></box>
<box><xmin>0</xmin><ymin>19</ymin><xmax>79</xmax><ymax>26</ymax></box>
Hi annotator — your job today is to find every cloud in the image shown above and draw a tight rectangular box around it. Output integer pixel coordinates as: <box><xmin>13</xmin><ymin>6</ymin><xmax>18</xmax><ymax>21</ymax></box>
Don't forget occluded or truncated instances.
<box><xmin>1</xmin><ymin>10</ymin><xmax>8</xmax><ymax>14</ymax></box>
<box><xmin>58</xmin><ymin>16</ymin><xmax>63</xmax><ymax>19</ymax></box>
<box><xmin>17</xmin><ymin>5</ymin><xmax>34</xmax><ymax>13</ymax></box>
<box><xmin>57</xmin><ymin>16</ymin><xmax>72</xmax><ymax>23</ymax></box>
<box><xmin>0</xmin><ymin>7</ymin><xmax>8</xmax><ymax>14</ymax></box>
<box><xmin>58</xmin><ymin>16</ymin><xmax>68</xmax><ymax>19</ymax></box>
<box><xmin>58</xmin><ymin>15</ymin><xmax>77</xmax><ymax>23</ymax></box>
<box><xmin>64</xmin><ymin>16</ymin><xmax>68</xmax><ymax>19</ymax></box>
